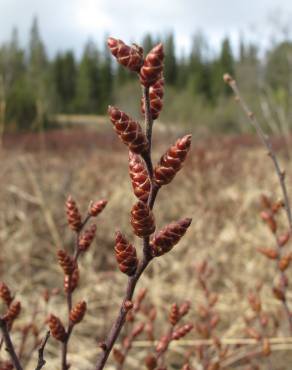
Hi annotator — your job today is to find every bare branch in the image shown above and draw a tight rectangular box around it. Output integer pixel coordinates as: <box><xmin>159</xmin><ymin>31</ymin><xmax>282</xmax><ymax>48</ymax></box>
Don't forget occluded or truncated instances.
<box><xmin>35</xmin><ymin>331</ymin><xmax>50</xmax><ymax>370</ymax></box>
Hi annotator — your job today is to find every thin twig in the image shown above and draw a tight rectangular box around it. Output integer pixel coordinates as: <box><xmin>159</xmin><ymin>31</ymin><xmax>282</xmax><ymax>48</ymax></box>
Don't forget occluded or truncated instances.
<box><xmin>35</xmin><ymin>331</ymin><xmax>50</xmax><ymax>370</ymax></box>
<box><xmin>62</xmin><ymin>214</ymin><xmax>92</xmax><ymax>370</ymax></box>
<box><xmin>224</xmin><ymin>74</ymin><xmax>292</xmax><ymax>233</ymax></box>
<box><xmin>0</xmin><ymin>318</ymin><xmax>23</xmax><ymax>370</ymax></box>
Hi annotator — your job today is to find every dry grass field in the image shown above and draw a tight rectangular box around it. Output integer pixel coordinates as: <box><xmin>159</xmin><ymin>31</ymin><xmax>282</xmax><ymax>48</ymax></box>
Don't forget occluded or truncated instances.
<box><xmin>1</xmin><ymin>125</ymin><xmax>292</xmax><ymax>369</ymax></box>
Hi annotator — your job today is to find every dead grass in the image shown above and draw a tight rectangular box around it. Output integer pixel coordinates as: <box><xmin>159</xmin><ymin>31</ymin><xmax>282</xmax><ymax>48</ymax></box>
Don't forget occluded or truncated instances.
<box><xmin>1</xmin><ymin>127</ymin><xmax>292</xmax><ymax>369</ymax></box>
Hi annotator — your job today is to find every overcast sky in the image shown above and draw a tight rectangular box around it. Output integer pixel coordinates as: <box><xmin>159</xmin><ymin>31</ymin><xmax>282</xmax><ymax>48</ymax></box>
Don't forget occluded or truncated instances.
<box><xmin>1</xmin><ymin>0</ymin><xmax>292</xmax><ymax>57</ymax></box>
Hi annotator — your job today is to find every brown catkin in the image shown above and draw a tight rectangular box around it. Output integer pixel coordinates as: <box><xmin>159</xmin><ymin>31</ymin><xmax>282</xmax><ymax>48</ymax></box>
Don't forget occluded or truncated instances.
<box><xmin>151</xmin><ymin>218</ymin><xmax>192</xmax><ymax>257</ymax></box>
<box><xmin>70</xmin><ymin>301</ymin><xmax>87</xmax><ymax>324</ymax></box>
<box><xmin>48</xmin><ymin>314</ymin><xmax>67</xmax><ymax>342</ymax></box>
<box><xmin>129</xmin><ymin>151</ymin><xmax>150</xmax><ymax>202</ymax></box>
<box><xmin>154</xmin><ymin>135</ymin><xmax>192</xmax><ymax>186</ymax></box>
<box><xmin>140</xmin><ymin>43</ymin><xmax>164</xmax><ymax>87</ymax></box>
<box><xmin>79</xmin><ymin>224</ymin><xmax>97</xmax><ymax>251</ymax></box>
<box><xmin>115</xmin><ymin>232</ymin><xmax>138</xmax><ymax>276</ymax></box>
<box><xmin>107</xmin><ymin>37</ymin><xmax>143</xmax><ymax>72</ymax></box>
<box><xmin>108</xmin><ymin>106</ymin><xmax>148</xmax><ymax>154</ymax></box>
<box><xmin>0</xmin><ymin>283</ymin><xmax>13</xmax><ymax>306</ymax></box>
<box><xmin>66</xmin><ymin>196</ymin><xmax>82</xmax><ymax>231</ymax></box>
<box><xmin>130</xmin><ymin>201</ymin><xmax>156</xmax><ymax>237</ymax></box>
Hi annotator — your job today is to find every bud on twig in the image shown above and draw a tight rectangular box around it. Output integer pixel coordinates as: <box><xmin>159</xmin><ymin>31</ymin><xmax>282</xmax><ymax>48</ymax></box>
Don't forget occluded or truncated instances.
<box><xmin>70</xmin><ymin>301</ymin><xmax>87</xmax><ymax>325</ymax></box>
<box><xmin>256</xmin><ymin>247</ymin><xmax>278</xmax><ymax>260</ymax></box>
<box><xmin>172</xmin><ymin>324</ymin><xmax>193</xmax><ymax>340</ymax></box>
<box><xmin>131</xmin><ymin>201</ymin><xmax>156</xmax><ymax>237</ymax></box>
<box><xmin>0</xmin><ymin>283</ymin><xmax>13</xmax><ymax>306</ymax></box>
<box><xmin>129</xmin><ymin>152</ymin><xmax>150</xmax><ymax>202</ymax></box>
<box><xmin>57</xmin><ymin>250</ymin><xmax>75</xmax><ymax>275</ymax></box>
<box><xmin>141</xmin><ymin>75</ymin><xmax>164</xmax><ymax>119</ymax></box>
<box><xmin>154</xmin><ymin>135</ymin><xmax>192</xmax><ymax>186</ymax></box>
<box><xmin>66</xmin><ymin>196</ymin><xmax>82</xmax><ymax>232</ymax></box>
<box><xmin>79</xmin><ymin>224</ymin><xmax>97</xmax><ymax>251</ymax></box>
<box><xmin>64</xmin><ymin>267</ymin><xmax>79</xmax><ymax>293</ymax></box>
<box><xmin>140</xmin><ymin>43</ymin><xmax>164</xmax><ymax>87</ymax></box>
<box><xmin>151</xmin><ymin>218</ymin><xmax>192</xmax><ymax>257</ymax></box>
<box><xmin>107</xmin><ymin>37</ymin><xmax>143</xmax><ymax>72</ymax></box>
<box><xmin>89</xmin><ymin>200</ymin><xmax>107</xmax><ymax>217</ymax></box>
<box><xmin>169</xmin><ymin>303</ymin><xmax>180</xmax><ymax>326</ymax></box>
<box><xmin>48</xmin><ymin>314</ymin><xmax>67</xmax><ymax>342</ymax></box>
<box><xmin>108</xmin><ymin>106</ymin><xmax>148</xmax><ymax>154</ymax></box>
<box><xmin>115</xmin><ymin>232</ymin><xmax>138</xmax><ymax>276</ymax></box>
<box><xmin>2</xmin><ymin>301</ymin><xmax>21</xmax><ymax>322</ymax></box>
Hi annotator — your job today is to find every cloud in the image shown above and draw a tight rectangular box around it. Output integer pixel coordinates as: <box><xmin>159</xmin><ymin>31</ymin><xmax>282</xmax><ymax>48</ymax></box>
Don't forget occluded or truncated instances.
<box><xmin>0</xmin><ymin>0</ymin><xmax>292</xmax><ymax>57</ymax></box>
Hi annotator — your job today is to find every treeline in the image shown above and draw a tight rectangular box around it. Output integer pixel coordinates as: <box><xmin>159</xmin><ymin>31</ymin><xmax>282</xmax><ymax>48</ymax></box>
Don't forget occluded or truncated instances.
<box><xmin>1</xmin><ymin>17</ymin><xmax>292</xmax><ymax>131</ymax></box>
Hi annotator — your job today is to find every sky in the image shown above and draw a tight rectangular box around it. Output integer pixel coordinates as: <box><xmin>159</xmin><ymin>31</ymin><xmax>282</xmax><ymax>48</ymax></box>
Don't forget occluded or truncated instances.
<box><xmin>1</xmin><ymin>0</ymin><xmax>292</xmax><ymax>57</ymax></box>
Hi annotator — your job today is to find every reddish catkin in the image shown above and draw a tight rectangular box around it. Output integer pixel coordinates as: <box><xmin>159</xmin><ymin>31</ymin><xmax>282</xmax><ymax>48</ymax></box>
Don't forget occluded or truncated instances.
<box><xmin>108</xmin><ymin>106</ymin><xmax>148</xmax><ymax>154</ymax></box>
<box><xmin>48</xmin><ymin>314</ymin><xmax>67</xmax><ymax>342</ymax></box>
<box><xmin>89</xmin><ymin>200</ymin><xmax>107</xmax><ymax>217</ymax></box>
<box><xmin>107</xmin><ymin>37</ymin><xmax>143</xmax><ymax>73</ymax></box>
<box><xmin>140</xmin><ymin>43</ymin><xmax>164</xmax><ymax>87</ymax></box>
<box><xmin>141</xmin><ymin>75</ymin><xmax>164</xmax><ymax>119</ymax></box>
<box><xmin>129</xmin><ymin>151</ymin><xmax>150</xmax><ymax>202</ymax></box>
<box><xmin>2</xmin><ymin>301</ymin><xmax>21</xmax><ymax>322</ymax></box>
<box><xmin>169</xmin><ymin>303</ymin><xmax>180</xmax><ymax>326</ymax></box>
<box><xmin>130</xmin><ymin>201</ymin><xmax>156</xmax><ymax>237</ymax></box>
<box><xmin>0</xmin><ymin>282</ymin><xmax>13</xmax><ymax>306</ymax></box>
<box><xmin>64</xmin><ymin>267</ymin><xmax>79</xmax><ymax>293</ymax></box>
<box><xmin>154</xmin><ymin>135</ymin><xmax>192</xmax><ymax>186</ymax></box>
<box><xmin>69</xmin><ymin>301</ymin><xmax>87</xmax><ymax>325</ymax></box>
<box><xmin>57</xmin><ymin>250</ymin><xmax>75</xmax><ymax>275</ymax></box>
<box><xmin>115</xmin><ymin>232</ymin><xmax>138</xmax><ymax>276</ymax></box>
<box><xmin>151</xmin><ymin>218</ymin><xmax>192</xmax><ymax>257</ymax></box>
<box><xmin>78</xmin><ymin>224</ymin><xmax>97</xmax><ymax>251</ymax></box>
<box><xmin>172</xmin><ymin>324</ymin><xmax>193</xmax><ymax>340</ymax></box>
<box><xmin>66</xmin><ymin>195</ymin><xmax>82</xmax><ymax>232</ymax></box>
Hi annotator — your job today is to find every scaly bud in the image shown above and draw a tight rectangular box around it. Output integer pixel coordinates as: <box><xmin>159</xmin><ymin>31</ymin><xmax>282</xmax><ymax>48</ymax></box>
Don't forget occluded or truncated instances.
<box><xmin>2</xmin><ymin>301</ymin><xmax>21</xmax><ymax>322</ymax></box>
<box><xmin>260</xmin><ymin>211</ymin><xmax>277</xmax><ymax>233</ymax></box>
<box><xmin>140</xmin><ymin>43</ymin><xmax>164</xmax><ymax>87</ymax></box>
<box><xmin>0</xmin><ymin>283</ymin><xmax>13</xmax><ymax>306</ymax></box>
<box><xmin>129</xmin><ymin>152</ymin><xmax>150</xmax><ymax>202</ymax></box>
<box><xmin>169</xmin><ymin>303</ymin><xmax>180</xmax><ymax>326</ymax></box>
<box><xmin>179</xmin><ymin>301</ymin><xmax>191</xmax><ymax>317</ymax></box>
<box><xmin>278</xmin><ymin>232</ymin><xmax>290</xmax><ymax>247</ymax></box>
<box><xmin>89</xmin><ymin>200</ymin><xmax>107</xmax><ymax>217</ymax></box>
<box><xmin>141</xmin><ymin>75</ymin><xmax>164</xmax><ymax>119</ymax></box>
<box><xmin>107</xmin><ymin>37</ymin><xmax>143</xmax><ymax>72</ymax></box>
<box><xmin>66</xmin><ymin>196</ymin><xmax>82</xmax><ymax>232</ymax></box>
<box><xmin>273</xmin><ymin>286</ymin><xmax>286</xmax><ymax>302</ymax></box>
<box><xmin>115</xmin><ymin>232</ymin><xmax>138</xmax><ymax>276</ymax></box>
<box><xmin>256</xmin><ymin>247</ymin><xmax>278</xmax><ymax>260</ymax></box>
<box><xmin>70</xmin><ymin>301</ymin><xmax>87</xmax><ymax>325</ymax></box>
<box><xmin>64</xmin><ymin>267</ymin><xmax>79</xmax><ymax>293</ymax></box>
<box><xmin>130</xmin><ymin>201</ymin><xmax>155</xmax><ymax>237</ymax></box>
<box><xmin>154</xmin><ymin>135</ymin><xmax>192</xmax><ymax>186</ymax></box>
<box><xmin>57</xmin><ymin>250</ymin><xmax>75</xmax><ymax>275</ymax></box>
<box><xmin>172</xmin><ymin>323</ymin><xmax>193</xmax><ymax>340</ymax></box>
<box><xmin>279</xmin><ymin>254</ymin><xmax>292</xmax><ymax>271</ymax></box>
<box><xmin>108</xmin><ymin>106</ymin><xmax>148</xmax><ymax>154</ymax></box>
<box><xmin>151</xmin><ymin>218</ymin><xmax>192</xmax><ymax>257</ymax></box>
<box><xmin>79</xmin><ymin>224</ymin><xmax>97</xmax><ymax>251</ymax></box>
<box><xmin>48</xmin><ymin>314</ymin><xmax>66</xmax><ymax>342</ymax></box>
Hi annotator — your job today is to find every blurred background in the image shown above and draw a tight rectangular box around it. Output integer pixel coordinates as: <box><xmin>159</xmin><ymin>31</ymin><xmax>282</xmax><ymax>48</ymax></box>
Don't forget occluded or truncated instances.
<box><xmin>1</xmin><ymin>0</ymin><xmax>292</xmax><ymax>135</ymax></box>
<box><xmin>2</xmin><ymin>1</ymin><xmax>292</xmax><ymax>369</ymax></box>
